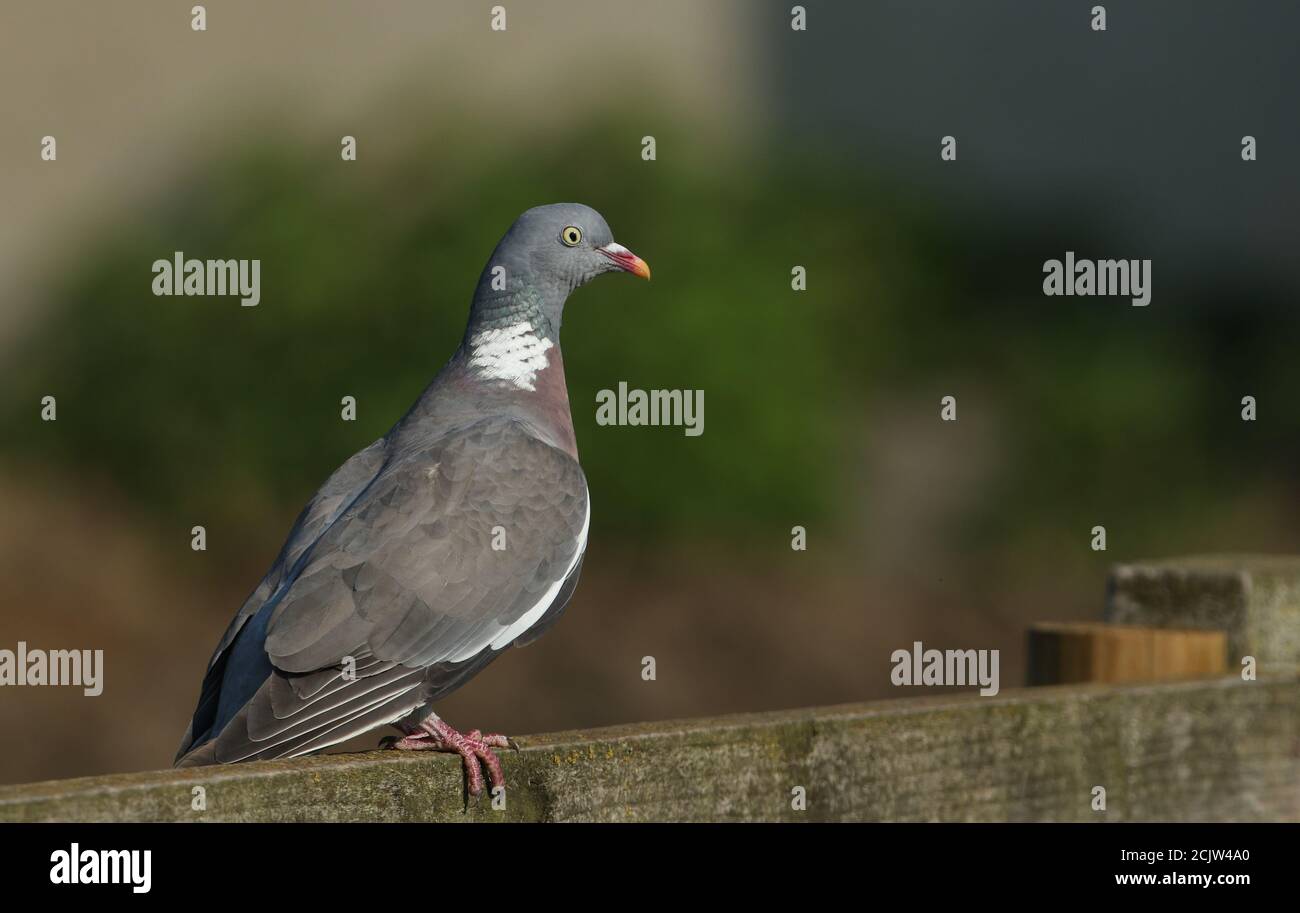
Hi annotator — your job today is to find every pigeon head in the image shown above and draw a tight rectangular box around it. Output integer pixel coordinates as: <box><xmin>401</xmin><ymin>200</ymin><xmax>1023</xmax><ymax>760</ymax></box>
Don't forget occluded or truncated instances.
<box><xmin>473</xmin><ymin>203</ymin><xmax>649</xmax><ymax>317</ymax></box>
<box><xmin>459</xmin><ymin>204</ymin><xmax>648</xmax><ymax>394</ymax></box>
<box><xmin>517</xmin><ymin>203</ymin><xmax>650</xmax><ymax>288</ymax></box>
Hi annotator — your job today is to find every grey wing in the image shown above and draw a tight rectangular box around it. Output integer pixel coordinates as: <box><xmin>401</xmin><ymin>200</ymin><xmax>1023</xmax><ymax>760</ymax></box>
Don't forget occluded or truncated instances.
<box><xmin>203</xmin><ymin>418</ymin><xmax>589</xmax><ymax>764</ymax></box>
<box><xmin>175</xmin><ymin>437</ymin><xmax>387</xmax><ymax>760</ymax></box>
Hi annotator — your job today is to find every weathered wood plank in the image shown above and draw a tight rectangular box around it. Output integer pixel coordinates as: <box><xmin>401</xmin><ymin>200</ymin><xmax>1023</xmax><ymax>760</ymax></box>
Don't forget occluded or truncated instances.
<box><xmin>1108</xmin><ymin>555</ymin><xmax>1300</xmax><ymax>673</ymax></box>
<box><xmin>1</xmin><ymin>676</ymin><xmax>1296</xmax><ymax>822</ymax></box>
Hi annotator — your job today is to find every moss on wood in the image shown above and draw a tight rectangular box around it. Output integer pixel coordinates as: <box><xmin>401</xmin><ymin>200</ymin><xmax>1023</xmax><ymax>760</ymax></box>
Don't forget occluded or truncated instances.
<box><xmin>1</xmin><ymin>676</ymin><xmax>1296</xmax><ymax>822</ymax></box>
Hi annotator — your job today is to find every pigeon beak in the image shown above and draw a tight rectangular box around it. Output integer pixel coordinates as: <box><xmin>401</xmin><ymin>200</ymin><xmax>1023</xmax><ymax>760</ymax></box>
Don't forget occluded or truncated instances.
<box><xmin>598</xmin><ymin>242</ymin><xmax>651</xmax><ymax>280</ymax></box>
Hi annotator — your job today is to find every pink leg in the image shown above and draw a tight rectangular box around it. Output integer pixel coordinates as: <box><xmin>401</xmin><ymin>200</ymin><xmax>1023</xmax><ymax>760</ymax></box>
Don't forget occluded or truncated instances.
<box><xmin>386</xmin><ymin>715</ymin><xmax>514</xmax><ymax>797</ymax></box>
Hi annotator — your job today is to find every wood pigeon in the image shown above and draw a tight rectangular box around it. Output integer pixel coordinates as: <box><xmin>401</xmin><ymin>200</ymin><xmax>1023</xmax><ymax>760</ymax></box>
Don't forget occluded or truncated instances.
<box><xmin>174</xmin><ymin>203</ymin><xmax>650</xmax><ymax>795</ymax></box>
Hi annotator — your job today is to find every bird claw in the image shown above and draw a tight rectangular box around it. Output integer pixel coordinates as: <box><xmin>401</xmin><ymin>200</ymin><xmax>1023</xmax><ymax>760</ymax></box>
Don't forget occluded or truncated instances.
<box><xmin>384</xmin><ymin>716</ymin><xmax>510</xmax><ymax>799</ymax></box>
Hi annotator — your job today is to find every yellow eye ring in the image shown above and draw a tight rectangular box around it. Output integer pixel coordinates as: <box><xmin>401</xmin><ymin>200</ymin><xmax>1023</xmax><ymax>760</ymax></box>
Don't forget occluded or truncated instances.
<box><xmin>561</xmin><ymin>226</ymin><xmax>583</xmax><ymax>247</ymax></box>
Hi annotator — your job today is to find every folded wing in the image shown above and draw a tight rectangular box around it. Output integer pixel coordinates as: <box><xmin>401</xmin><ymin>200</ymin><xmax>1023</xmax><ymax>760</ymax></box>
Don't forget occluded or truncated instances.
<box><xmin>186</xmin><ymin>417</ymin><xmax>588</xmax><ymax>765</ymax></box>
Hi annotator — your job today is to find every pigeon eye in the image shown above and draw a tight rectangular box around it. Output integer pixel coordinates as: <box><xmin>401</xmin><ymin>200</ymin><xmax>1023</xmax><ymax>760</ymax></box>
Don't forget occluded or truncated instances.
<box><xmin>561</xmin><ymin>226</ymin><xmax>583</xmax><ymax>247</ymax></box>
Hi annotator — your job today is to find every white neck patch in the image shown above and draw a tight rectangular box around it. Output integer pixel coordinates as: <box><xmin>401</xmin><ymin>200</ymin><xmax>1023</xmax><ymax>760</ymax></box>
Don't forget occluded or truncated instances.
<box><xmin>467</xmin><ymin>321</ymin><xmax>554</xmax><ymax>391</ymax></box>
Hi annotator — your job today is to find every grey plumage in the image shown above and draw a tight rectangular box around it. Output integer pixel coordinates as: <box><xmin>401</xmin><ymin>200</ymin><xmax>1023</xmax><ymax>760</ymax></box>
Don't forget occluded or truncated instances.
<box><xmin>175</xmin><ymin>203</ymin><xmax>648</xmax><ymax>767</ymax></box>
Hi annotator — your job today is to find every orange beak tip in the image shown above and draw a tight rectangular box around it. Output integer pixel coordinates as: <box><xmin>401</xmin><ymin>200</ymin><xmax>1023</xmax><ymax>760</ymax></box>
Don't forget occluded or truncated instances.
<box><xmin>600</xmin><ymin>243</ymin><xmax>652</xmax><ymax>281</ymax></box>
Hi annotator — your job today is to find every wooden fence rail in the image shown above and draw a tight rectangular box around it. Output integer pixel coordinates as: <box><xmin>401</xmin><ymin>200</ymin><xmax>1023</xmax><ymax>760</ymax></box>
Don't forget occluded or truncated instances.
<box><xmin>1</xmin><ymin>676</ymin><xmax>1296</xmax><ymax>822</ymax></box>
<box><xmin>1</xmin><ymin>555</ymin><xmax>1297</xmax><ymax>822</ymax></box>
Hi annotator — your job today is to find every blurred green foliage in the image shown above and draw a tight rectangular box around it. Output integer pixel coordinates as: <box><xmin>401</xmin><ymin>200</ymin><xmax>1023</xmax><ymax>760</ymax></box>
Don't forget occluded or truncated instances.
<box><xmin>2</xmin><ymin>113</ymin><xmax>1296</xmax><ymax>553</ymax></box>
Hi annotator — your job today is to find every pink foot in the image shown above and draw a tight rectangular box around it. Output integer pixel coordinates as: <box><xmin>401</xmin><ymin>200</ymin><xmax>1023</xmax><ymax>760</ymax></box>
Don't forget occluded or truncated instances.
<box><xmin>386</xmin><ymin>716</ymin><xmax>513</xmax><ymax>797</ymax></box>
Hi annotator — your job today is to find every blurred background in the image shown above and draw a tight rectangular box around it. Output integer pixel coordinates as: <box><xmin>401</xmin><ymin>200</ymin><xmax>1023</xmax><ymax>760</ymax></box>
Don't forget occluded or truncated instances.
<box><xmin>0</xmin><ymin>1</ymin><xmax>1296</xmax><ymax>784</ymax></box>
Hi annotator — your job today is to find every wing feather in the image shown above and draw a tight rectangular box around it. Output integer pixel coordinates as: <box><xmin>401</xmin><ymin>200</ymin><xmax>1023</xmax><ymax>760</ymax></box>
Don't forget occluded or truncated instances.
<box><xmin>181</xmin><ymin>417</ymin><xmax>588</xmax><ymax>766</ymax></box>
